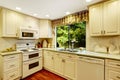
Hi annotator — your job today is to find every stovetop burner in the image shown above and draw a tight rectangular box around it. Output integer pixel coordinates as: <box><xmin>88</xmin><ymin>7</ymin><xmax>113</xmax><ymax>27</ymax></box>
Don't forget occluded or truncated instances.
<box><xmin>20</xmin><ymin>48</ymin><xmax>39</xmax><ymax>52</ymax></box>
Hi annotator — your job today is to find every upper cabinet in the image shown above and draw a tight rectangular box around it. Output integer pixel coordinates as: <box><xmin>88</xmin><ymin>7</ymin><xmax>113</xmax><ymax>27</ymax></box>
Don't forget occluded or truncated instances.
<box><xmin>0</xmin><ymin>8</ymin><xmax>40</xmax><ymax>38</ymax></box>
<box><xmin>39</xmin><ymin>19</ymin><xmax>52</xmax><ymax>38</ymax></box>
<box><xmin>0</xmin><ymin>8</ymin><xmax>20</xmax><ymax>37</ymax></box>
<box><xmin>89</xmin><ymin>0</ymin><xmax>119</xmax><ymax>36</ymax></box>
<box><xmin>89</xmin><ymin>3</ymin><xmax>103</xmax><ymax>36</ymax></box>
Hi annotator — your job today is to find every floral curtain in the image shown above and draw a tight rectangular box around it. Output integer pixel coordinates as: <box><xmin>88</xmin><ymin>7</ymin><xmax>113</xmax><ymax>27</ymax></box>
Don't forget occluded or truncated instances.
<box><xmin>52</xmin><ymin>10</ymin><xmax>89</xmax><ymax>27</ymax></box>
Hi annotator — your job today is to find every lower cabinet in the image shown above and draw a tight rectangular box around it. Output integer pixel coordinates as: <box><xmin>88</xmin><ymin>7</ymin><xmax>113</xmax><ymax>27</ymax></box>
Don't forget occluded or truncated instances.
<box><xmin>0</xmin><ymin>53</ymin><xmax>22</xmax><ymax>80</ymax></box>
<box><xmin>43</xmin><ymin>50</ymin><xmax>77</xmax><ymax>80</ymax></box>
<box><xmin>105</xmin><ymin>59</ymin><xmax>120</xmax><ymax>80</ymax></box>
<box><xmin>43</xmin><ymin>50</ymin><xmax>54</xmax><ymax>71</ymax></box>
<box><xmin>54</xmin><ymin>53</ymin><xmax>64</xmax><ymax>75</ymax></box>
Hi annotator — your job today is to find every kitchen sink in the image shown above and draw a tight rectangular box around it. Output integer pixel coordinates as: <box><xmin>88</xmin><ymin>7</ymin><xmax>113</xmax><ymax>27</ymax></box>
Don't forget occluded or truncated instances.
<box><xmin>56</xmin><ymin>48</ymin><xmax>79</xmax><ymax>52</ymax></box>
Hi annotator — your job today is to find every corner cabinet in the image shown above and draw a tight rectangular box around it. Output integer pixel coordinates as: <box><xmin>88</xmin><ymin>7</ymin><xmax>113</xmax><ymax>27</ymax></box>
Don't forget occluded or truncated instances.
<box><xmin>89</xmin><ymin>0</ymin><xmax>119</xmax><ymax>36</ymax></box>
<box><xmin>39</xmin><ymin>19</ymin><xmax>52</xmax><ymax>38</ymax></box>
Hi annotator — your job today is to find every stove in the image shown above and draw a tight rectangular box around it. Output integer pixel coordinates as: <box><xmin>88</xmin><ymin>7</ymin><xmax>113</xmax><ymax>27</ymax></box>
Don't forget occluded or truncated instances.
<box><xmin>16</xmin><ymin>41</ymin><xmax>42</xmax><ymax>78</ymax></box>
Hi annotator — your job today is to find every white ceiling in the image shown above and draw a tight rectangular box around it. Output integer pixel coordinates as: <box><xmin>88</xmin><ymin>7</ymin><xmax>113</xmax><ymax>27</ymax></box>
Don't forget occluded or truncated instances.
<box><xmin>0</xmin><ymin>0</ymin><xmax>102</xmax><ymax>20</ymax></box>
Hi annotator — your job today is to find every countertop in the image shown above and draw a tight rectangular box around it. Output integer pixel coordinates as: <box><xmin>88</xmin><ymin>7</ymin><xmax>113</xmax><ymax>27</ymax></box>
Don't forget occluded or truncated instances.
<box><xmin>0</xmin><ymin>51</ymin><xmax>22</xmax><ymax>56</ymax></box>
<box><xmin>43</xmin><ymin>48</ymin><xmax>120</xmax><ymax>60</ymax></box>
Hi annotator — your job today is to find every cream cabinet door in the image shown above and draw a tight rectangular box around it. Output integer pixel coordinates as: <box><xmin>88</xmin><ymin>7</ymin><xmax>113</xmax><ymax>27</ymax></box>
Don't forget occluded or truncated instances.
<box><xmin>2</xmin><ymin>9</ymin><xmax>18</xmax><ymax>37</ymax></box>
<box><xmin>43</xmin><ymin>51</ymin><xmax>54</xmax><ymax>71</ymax></box>
<box><xmin>54</xmin><ymin>53</ymin><xmax>64</xmax><ymax>75</ymax></box>
<box><xmin>106</xmin><ymin>70</ymin><xmax>120</xmax><ymax>80</ymax></box>
<box><xmin>103</xmin><ymin>0</ymin><xmax>119</xmax><ymax>35</ymax></box>
<box><xmin>89</xmin><ymin>3</ymin><xmax>103</xmax><ymax>36</ymax></box>
<box><xmin>64</xmin><ymin>58</ymin><xmax>76</xmax><ymax>80</ymax></box>
<box><xmin>39</xmin><ymin>19</ymin><xmax>52</xmax><ymax>38</ymax></box>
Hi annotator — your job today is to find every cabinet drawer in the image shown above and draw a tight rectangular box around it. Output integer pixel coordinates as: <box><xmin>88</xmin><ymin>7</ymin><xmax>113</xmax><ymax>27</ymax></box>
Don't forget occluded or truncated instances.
<box><xmin>106</xmin><ymin>59</ymin><xmax>120</xmax><ymax>69</ymax></box>
<box><xmin>4</xmin><ymin>54</ymin><xmax>19</xmax><ymax>61</ymax></box>
<box><xmin>109</xmin><ymin>70</ymin><xmax>120</xmax><ymax>80</ymax></box>
<box><xmin>4</xmin><ymin>60</ymin><xmax>19</xmax><ymax>72</ymax></box>
<box><xmin>62</xmin><ymin>54</ymin><xmax>77</xmax><ymax>60</ymax></box>
<box><xmin>4</xmin><ymin>68</ymin><xmax>20</xmax><ymax>80</ymax></box>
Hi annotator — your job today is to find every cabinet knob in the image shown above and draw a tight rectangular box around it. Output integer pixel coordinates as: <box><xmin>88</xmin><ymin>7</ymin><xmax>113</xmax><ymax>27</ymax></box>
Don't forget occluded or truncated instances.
<box><xmin>116</xmin><ymin>64</ymin><xmax>120</xmax><ymax>66</ymax></box>
<box><xmin>101</xmin><ymin>30</ymin><xmax>103</xmax><ymax>34</ymax></box>
<box><xmin>51</xmin><ymin>57</ymin><xmax>54</xmax><ymax>60</ymax></box>
<box><xmin>62</xmin><ymin>59</ymin><xmax>65</xmax><ymax>62</ymax></box>
<box><xmin>104</xmin><ymin>30</ymin><xmax>105</xmax><ymax>34</ymax></box>
<box><xmin>16</xmin><ymin>33</ymin><xmax>18</xmax><ymax>36</ymax></box>
<box><xmin>116</xmin><ymin>76</ymin><xmax>120</xmax><ymax>79</ymax></box>
<box><xmin>10</xmin><ymin>74</ymin><xmax>15</xmax><ymax>78</ymax></box>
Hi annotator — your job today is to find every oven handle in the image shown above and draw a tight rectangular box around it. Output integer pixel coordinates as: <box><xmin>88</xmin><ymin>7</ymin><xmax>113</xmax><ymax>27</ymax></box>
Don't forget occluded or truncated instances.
<box><xmin>23</xmin><ymin>56</ymin><xmax>42</xmax><ymax>62</ymax></box>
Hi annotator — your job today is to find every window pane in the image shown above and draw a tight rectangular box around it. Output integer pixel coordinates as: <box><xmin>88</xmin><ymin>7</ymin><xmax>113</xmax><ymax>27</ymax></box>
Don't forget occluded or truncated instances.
<box><xmin>56</xmin><ymin>21</ymin><xmax>86</xmax><ymax>49</ymax></box>
<box><xmin>56</xmin><ymin>25</ymin><xmax>69</xmax><ymax>48</ymax></box>
<box><xmin>69</xmin><ymin>22</ymin><xmax>86</xmax><ymax>48</ymax></box>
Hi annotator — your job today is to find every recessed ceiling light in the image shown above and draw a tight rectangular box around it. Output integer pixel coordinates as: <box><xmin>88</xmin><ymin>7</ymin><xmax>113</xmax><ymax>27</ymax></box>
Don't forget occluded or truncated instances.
<box><xmin>33</xmin><ymin>13</ymin><xmax>38</xmax><ymax>16</ymax></box>
<box><xmin>66</xmin><ymin>12</ymin><xmax>70</xmax><ymax>15</ymax></box>
<box><xmin>46</xmin><ymin>15</ymin><xmax>50</xmax><ymax>17</ymax></box>
<box><xmin>16</xmin><ymin>7</ymin><xmax>21</xmax><ymax>11</ymax></box>
<box><xmin>86</xmin><ymin>0</ymin><xmax>92</xmax><ymax>2</ymax></box>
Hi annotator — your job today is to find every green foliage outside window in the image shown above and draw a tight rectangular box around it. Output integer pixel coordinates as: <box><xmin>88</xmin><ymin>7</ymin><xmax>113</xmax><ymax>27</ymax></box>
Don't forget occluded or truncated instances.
<box><xmin>57</xmin><ymin>21</ymin><xmax>86</xmax><ymax>48</ymax></box>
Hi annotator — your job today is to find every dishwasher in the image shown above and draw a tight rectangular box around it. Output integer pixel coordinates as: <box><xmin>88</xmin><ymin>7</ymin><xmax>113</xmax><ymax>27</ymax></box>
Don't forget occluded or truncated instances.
<box><xmin>77</xmin><ymin>56</ymin><xmax>104</xmax><ymax>80</ymax></box>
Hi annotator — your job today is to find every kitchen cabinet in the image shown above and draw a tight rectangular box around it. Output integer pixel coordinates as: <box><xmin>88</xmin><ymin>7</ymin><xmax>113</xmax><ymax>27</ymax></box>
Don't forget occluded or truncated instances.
<box><xmin>0</xmin><ymin>8</ymin><xmax>20</xmax><ymax>37</ymax></box>
<box><xmin>77</xmin><ymin>56</ymin><xmax>104</xmax><ymax>80</ymax></box>
<box><xmin>0</xmin><ymin>53</ymin><xmax>22</xmax><ymax>80</ymax></box>
<box><xmin>63</xmin><ymin>54</ymin><xmax>77</xmax><ymax>80</ymax></box>
<box><xmin>39</xmin><ymin>19</ymin><xmax>52</xmax><ymax>38</ymax></box>
<box><xmin>43</xmin><ymin>50</ymin><xmax>77</xmax><ymax>80</ymax></box>
<box><xmin>89</xmin><ymin>3</ymin><xmax>103</xmax><ymax>36</ymax></box>
<box><xmin>105</xmin><ymin>59</ymin><xmax>120</xmax><ymax>80</ymax></box>
<box><xmin>23</xmin><ymin>15</ymin><xmax>39</xmax><ymax>29</ymax></box>
<box><xmin>89</xmin><ymin>0</ymin><xmax>119</xmax><ymax>36</ymax></box>
<box><xmin>0</xmin><ymin>8</ymin><xmax>40</xmax><ymax>38</ymax></box>
<box><xmin>43</xmin><ymin>50</ymin><xmax>54</xmax><ymax>71</ymax></box>
<box><xmin>54</xmin><ymin>53</ymin><xmax>64</xmax><ymax>75</ymax></box>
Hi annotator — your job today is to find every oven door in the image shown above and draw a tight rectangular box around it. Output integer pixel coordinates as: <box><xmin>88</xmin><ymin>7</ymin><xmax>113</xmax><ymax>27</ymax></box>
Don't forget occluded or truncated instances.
<box><xmin>22</xmin><ymin>57</ymin><xmax>42</xmax><ymax>78</ymax></box>
<box><xmin>23</xmin><ymin>51</ymin><xmax>41</xmax><ymax>61</ymax></box>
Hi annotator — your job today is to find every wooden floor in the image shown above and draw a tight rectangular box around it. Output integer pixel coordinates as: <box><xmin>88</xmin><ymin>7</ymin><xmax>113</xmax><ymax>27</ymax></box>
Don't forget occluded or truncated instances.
<box><xmin>22</xmin><ymin>69</ymin><xmax>67</xmax><ymax>80</ymax></box>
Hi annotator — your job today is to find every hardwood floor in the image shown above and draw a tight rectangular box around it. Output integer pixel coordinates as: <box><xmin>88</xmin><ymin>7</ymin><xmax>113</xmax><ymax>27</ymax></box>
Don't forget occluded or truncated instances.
<box><xmin>22</xmin><ymin>69</ymin><xmax>67</xmax><ymax>80</ymax></box>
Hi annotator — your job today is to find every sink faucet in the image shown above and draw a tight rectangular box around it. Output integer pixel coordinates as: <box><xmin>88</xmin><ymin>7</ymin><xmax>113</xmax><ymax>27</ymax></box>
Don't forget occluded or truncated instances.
<box><xmin>71</xmin><ymin>41</ymin><xmax>75</xmax><ymax>52</ymax></box>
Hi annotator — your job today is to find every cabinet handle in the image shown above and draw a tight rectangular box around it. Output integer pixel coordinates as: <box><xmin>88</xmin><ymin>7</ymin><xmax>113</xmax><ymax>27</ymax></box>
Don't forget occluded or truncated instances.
<box><xmin>62</xmin><ymin>59</ymin><xmax>65</xmax><ymax>62</ymax></box>
<box><xmin>16</xmin><ymin>33</ymin><xmax>18</xmax><ymax>36</ymax></box>
<box><xmin>10</xmin><ymin>64</ymin><xmax>15</xmax><ymax>68</ymax></box>
<box><xmin>104</xmin><ymin>30</ymin><xmax>105</xmax><ymax>34</ymax></box>
<box><xmin>51</xmin><ymin>57</ymin><xmax>54</xmax><ymax>60</ymax></box>
<box><xmin>101</xmin><ymin>31</ymin><xmax>103</xmax><ymax>34</ymax></box>
<box><xmin>116</xmin><ymin>76</ymin><xmax>120</xmax><ymax>79</ymax></box>
<box><xmin>10</xmin><ymin>74</ymin><xmax>15</xmax><ymax>78</ymax></box>
<box><xmin>116</xmin><ymin>64</ymin><xmax>120</xmax><ymax>66</ymax></box>
<box><xmin>9</xmin><ymin>57</ymin><xmax>15</xmax><ymax>59</ymax></box>
<box><xmin>56</xmin><ymin>54</ymin><xmax>59</xmax><ymax>56</ymax></box>
<box><xmin>68</xmin><ymin>56</ymin><xmax>72</xmax><ymax>58</ymax></box>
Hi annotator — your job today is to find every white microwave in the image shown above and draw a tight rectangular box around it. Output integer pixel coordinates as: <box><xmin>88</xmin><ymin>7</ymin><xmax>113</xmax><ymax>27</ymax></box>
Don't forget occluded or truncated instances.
<box><xmin>18</xmin><ymin>27</ymin><xmax>38</xmax><ymax>39</ymax></box>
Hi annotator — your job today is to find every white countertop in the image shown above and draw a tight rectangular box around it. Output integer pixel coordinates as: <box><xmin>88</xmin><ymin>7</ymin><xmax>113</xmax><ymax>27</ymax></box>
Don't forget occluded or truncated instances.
<box><xmin>43</xmin><ymin>48</ymin><xmax>120</xmax><ymax>60</ymax></box>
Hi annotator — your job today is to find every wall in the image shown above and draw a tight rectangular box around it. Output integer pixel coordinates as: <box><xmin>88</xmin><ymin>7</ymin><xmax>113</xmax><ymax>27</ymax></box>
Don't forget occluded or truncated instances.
<box><xmin>0</xmin><ymin>38</ymin><xmax>17</xmax><ymax>51</ymax></box>
<box><xmin>86</xmin><ymin>22</ymin><xmax>120</xmax><ymax>54</ymax></box>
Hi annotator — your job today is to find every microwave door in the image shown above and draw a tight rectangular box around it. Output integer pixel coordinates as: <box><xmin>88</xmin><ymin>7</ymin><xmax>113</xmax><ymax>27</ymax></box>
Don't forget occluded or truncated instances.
<box><xmin>19</xmin><ymin>31</ymin><xmax>35</xmax><ymax>39</ymax></box>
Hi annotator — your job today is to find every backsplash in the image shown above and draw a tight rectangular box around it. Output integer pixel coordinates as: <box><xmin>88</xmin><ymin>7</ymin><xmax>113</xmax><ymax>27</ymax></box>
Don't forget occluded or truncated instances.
<box><xmin>0</xmin><ymin>38</ymin><xmax>17</xmax><ymax>51</ymax></box>
<box><xmin>86</xmin><ymin>23</ymin><xmax>120</xmax><ymax>54</ymax></box>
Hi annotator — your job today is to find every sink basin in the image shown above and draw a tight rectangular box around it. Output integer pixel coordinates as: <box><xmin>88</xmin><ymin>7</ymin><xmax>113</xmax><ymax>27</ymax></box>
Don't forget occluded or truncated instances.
<box><xmin>56</xmin><ymin>48</ymin><xmax>79</xmax><ymax>52</ymax></box>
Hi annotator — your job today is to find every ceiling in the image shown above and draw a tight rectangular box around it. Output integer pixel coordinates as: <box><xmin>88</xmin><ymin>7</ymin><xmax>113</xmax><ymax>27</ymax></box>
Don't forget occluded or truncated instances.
<box><xmin>0</xmin><ymin>0</ymin><xmax>102</xmax><ymax>20</ymax></box>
